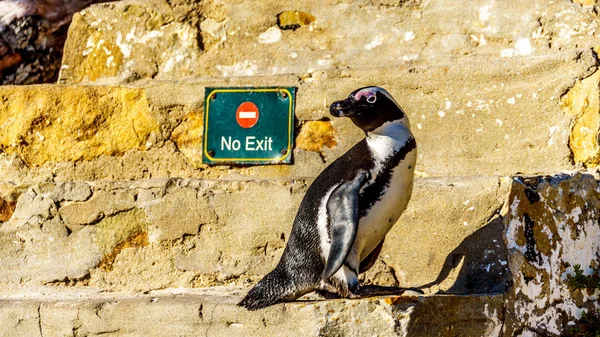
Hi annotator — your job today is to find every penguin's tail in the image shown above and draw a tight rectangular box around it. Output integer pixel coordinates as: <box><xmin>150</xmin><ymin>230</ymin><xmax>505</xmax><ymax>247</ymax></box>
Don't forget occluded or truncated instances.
<box><xmin>238</xmin><ymin>267</ymin><xmax>295</xmax><ymax>311</ymax></box>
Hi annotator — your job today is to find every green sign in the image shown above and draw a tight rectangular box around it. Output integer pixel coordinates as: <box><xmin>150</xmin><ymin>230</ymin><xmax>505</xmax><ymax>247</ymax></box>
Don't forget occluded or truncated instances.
<box><xmin>203</xmin><ymin>87</ymin><xmax>296</xmax><ymax>165</ymax></box>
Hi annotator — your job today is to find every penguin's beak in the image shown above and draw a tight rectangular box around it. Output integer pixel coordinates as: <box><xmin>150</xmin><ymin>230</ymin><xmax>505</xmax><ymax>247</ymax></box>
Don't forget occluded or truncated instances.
<box><xmin>330</xmin><ymin>98</ymin><xmax>356</xmax><ymax>117</ymax></box>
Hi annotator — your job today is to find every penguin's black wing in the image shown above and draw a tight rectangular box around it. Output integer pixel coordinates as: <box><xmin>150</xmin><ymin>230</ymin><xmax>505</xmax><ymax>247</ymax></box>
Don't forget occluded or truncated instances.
<box><xmin>322</xmin><ymin>171</ymin><xmax>370</xmax><ymax>280</ymax></box>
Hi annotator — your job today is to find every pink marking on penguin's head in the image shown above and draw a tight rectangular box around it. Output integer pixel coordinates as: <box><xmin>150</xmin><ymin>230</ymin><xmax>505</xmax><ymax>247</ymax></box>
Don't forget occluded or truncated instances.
<box><xmin>354</xmin><ymin>88</ymin><xmax>377</xmax><ymax>103</ymax></box>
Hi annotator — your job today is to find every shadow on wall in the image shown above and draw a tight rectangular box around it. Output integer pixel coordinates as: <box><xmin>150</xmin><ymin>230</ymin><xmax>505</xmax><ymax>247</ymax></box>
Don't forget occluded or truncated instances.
<box><xmin>420</xmin><ymin>216</ymin><xmax>513</xmax><ymax>294</ymax></box>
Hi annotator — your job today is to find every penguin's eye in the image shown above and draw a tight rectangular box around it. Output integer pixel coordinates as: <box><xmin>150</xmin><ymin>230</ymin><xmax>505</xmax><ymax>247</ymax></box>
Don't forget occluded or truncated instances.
<box><xmin>366</xmin><ymin>95</ymin><xmax>377</xmax><ymax>104</ymax></box>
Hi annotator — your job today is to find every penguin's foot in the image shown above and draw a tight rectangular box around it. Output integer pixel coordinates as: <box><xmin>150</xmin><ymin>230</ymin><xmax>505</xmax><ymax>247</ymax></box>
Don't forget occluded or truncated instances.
<box><xmin>349</xmin><ymin>285</ymin><xmax>424</xmax><ymax>298</ymax></box>
<box><xmin>317</xmin><ymin>290</ymin><xmax>341</xmax><ymax>299</ymax></box>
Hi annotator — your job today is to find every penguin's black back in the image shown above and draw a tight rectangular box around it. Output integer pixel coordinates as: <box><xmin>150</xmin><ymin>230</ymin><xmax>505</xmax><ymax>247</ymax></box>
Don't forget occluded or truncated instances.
<box><xmin>277</xmin><ymin>140</ymin><xmax>375</xmax><ymax>279</ymax></box>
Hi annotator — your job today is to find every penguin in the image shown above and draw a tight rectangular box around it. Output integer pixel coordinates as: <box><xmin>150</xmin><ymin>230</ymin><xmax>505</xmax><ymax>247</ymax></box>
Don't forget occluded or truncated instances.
<box><xmin>238</xmin><ymin>86</ymin><xmax>417</xmax><ymax>310</ymax></box>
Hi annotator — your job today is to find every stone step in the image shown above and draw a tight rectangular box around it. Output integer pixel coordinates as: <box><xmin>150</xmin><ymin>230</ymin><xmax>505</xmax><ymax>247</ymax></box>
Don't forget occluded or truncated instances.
<box><xmin>0</xmin><ymin>175</ymin><xmax>510</xmax><ymax>294</ymax></box>
<box><xmin>0</xmin><ymin>287</ymin><xmax>505</xmax><ymax>337</ymax></box>
<box><xmin>58</xmin><ymin>0</ymin><xmax>599</xmax><ymax>84</ymax></box>
<box><xmin>1</xmin><ymin>49</ymin><xmax>597</xmax><ymax>183</ymax></box>
<box><xmin>1</xmin><ymin>163</ymin><xmax>599</xmax><ymax>335</ymax></box>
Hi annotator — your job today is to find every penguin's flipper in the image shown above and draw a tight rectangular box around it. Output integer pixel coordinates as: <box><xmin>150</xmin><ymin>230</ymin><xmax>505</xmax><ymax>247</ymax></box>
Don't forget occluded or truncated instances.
<box><xmin>322</xmin><ymin>172</ymin><xmax>370</xmax><ymax>280</ymax></box>
<box><xmin>359</xmin><ymin>239</ymin><xmax>384</xmax><ymax>274</ymax></box>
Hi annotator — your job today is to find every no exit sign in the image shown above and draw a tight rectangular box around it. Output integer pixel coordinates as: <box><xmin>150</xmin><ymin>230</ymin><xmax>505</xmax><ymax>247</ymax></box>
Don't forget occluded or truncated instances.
<box><xmin>202</xmin><ymin>87</ymin><xmax>296</xmax><ymax>165</ymax></box>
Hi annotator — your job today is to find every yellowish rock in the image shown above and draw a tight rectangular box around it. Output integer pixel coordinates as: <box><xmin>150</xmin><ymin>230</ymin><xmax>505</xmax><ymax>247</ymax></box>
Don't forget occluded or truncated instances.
<box><xmin>0</xmin><ymin>197</ymin><xmax>16</xmax><ymax>222</ymax></box>
<box><xmin>0</xmin><ymin>85</ymin><xmax>160</xmax><ymax>167</ymax></box>
<box><xmin>59</xmin><ymin>189</ymin><xmax>137</xmax><ymax>226</ymax></box>
<box><xmin>561</xmin><ymin>70</ymin><xmax>600</xmax><ymax>166</ymax></box>
<box><xmin>62</xmin><ymin>14</ymin><xmax>124</xmax><ymax>82</ymax></box>
<box><xmin>60</xmin><ymin>1</ymin><xmax>202</xmax><ymax>84</ymax></box>
<box><xmin>277</xmin><ymin>11</ymin><xmax>316</xmax><ymax>30</ymax></box>
<box><xmin>171</xmin><ymin>110</ymin><xmax>205</xmax><ymax>168</ymax></box>
<box><xmin>296</xmin><ymin>120</ymin><xmax>337</xmax><ymax>153</ymax></box>
<box><xmin>572</xmin><ymin>0</ymin><xmax>596</xmax><ymax>5</ymax></box>
<box><xmin>95</xmin><ymin>208</ymin><xmax>149</xmax><ymax>259</ymax></box>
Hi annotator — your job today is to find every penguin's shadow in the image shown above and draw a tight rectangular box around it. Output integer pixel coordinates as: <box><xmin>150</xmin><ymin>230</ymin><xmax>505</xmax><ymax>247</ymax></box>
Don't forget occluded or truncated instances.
<box><xmin>418</xmin><ymin>216</ymin><xmax>512</xmax><ymax>294</ymax></box>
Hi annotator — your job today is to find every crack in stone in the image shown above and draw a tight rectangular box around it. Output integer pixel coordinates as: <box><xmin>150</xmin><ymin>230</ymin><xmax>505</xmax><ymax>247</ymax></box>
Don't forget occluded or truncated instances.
<box><xmin>95</xmin><ymin>330</ymin><xmax>121</xmax><ymax>335</ymax></box>
<box><xmin>204</xmin><ymin>303</ymin><xmax>218</xmax><ymax>337</ymax></box>
<box><xmin>72</xmin><ymin>318</ymin><xmax>82</xmax><ymax>337</ymax></box>
<box><xmin>44</xmin><ymin>273</ymin><xmax>91</xmax><ymax>287</ymax></box>
<box><xmin>37</xmin><ymin>304</ymin><xmax>43</xmax><ymax>337</ymax></box>
<box><xmin>498</xmin><ymin>299</ymin><xmax>508</xmax><ymax>336</ymax></box>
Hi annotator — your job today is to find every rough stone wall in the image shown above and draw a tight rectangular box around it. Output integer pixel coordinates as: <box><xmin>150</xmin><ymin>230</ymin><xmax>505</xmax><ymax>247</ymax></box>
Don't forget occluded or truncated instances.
<box><xmin>1</xmin><ymin>0</ymin><xmax>600</xmax><ymax>336</ymax></box>
<box><xmin>0</xmin><ymin>176</ymin><xmax>512</xmax><ymax>294</ymax></box>
<box><xmin>2</xmin><ymin>0</ymin><xmax>599</xmax><ymax>182</ymax></box>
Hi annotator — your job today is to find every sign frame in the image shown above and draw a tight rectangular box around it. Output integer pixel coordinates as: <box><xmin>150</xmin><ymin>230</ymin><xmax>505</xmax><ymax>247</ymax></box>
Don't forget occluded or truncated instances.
<box><xmin>202</xmin><ymin>87</ymin><xmax>296</xmax><ymax>165</ymax></box>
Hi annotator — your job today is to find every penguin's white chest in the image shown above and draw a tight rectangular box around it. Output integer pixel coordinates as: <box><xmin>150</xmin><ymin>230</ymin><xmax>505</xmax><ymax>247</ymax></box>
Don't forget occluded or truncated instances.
<box><xmin>356</xmin><ymin>148</ymin><xmax>416</xmax><ymax>259</ymax></box>
<box><xmin>355</xmin><ymin>123</ymin><xmax>417</xmax><ymax>261</ymax></box>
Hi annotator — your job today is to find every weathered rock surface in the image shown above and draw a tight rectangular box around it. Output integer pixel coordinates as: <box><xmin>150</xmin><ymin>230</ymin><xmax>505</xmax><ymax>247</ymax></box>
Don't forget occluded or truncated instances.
<box><xmin>386</xmin><ymin>176</ymin><xmax>511</xmax><ymax>293</ymax></box>
<box><xmin>60</xmin><ymin>0</ymin><xmax>204</xmax><ymax>84</ymax></box>
<box><xmin>296</xmin><ymin>120</ymin><xmax>337</xmax><ymax>154</ymax></box>
<box><xmin>2</xmin><ymin>0</ymin><xmax>600</xmax><ymax>335</ymax></box>
<box><xmin>44</xmin><ymin>0</ymin><xmax>600</xmax><ymax>181</ymax></box>
<box><xmin>1</xmin><ymin>172</ymin><xmax>597</xmax><ymax>335</ymax></box>
<box><xmin>60</xmin><ymin>0</ymin><xmax>600</xmax><ymax>83</ymax></box>
<box><xmin>0</xmin><ymin>287</ymin><xmax>505</xmax><ymax>337</ymax></box>
<box><xmin>1</xmin><ymin>48</ymin><xmax>596</xmax><ymax>182</ymax></box>
<box><xmin>0</xmin><ymin>85</ymin><xmax>161</xmax><ymax>167</ymax></box>
<box><xmin>562</xmin><ymin>68</ymin><xmax>600</xmax><ymax>167</ymax></box>
<box><xmin>503</xmin><ymin>172</ymin><xmax>600</xmax><ymax>336</ymax></box>
<box><xmin>0</xmin><ymin>176</ymin><xmax>509</xmax><ymax>293</ymax></box>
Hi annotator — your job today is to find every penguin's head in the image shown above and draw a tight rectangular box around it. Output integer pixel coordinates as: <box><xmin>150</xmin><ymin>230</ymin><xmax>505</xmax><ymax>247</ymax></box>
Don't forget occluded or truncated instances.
<box><xmin>330</xmin><ymin>86</ymin><xmax>410</xmax><ymax>132</ymax></box>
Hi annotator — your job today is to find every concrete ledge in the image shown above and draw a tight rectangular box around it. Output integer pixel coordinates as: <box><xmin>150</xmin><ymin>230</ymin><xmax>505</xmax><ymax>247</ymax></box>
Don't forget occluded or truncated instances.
<box><xmin>0</xmin><ymin>287</ymin><xmax>505</xmax><ymax>337</ymax></box>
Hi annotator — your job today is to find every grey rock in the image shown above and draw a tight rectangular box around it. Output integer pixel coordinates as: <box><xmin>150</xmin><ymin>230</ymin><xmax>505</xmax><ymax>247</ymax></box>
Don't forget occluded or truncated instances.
<box><xmin>59</xmin><ymin>189</ymin><xmax>136</xmax><ymax>226</ymax></box>
<box><xmin>1</xmin><ymin>188</ymin><xmax>56</xmax><ymax>231</ymax></box>
<box><xmin>50</xmin><ymin>182</ymin><xmax>93</xmax><ymax>202</ymax></box>
<box><xmin>0</xmin><ymin>301</ymin><xmax>41</xmax><ymax>337</ymax></box>
<box><xmin>0</xmin><ymin>287</ymin><xmax>505</xmax><ymax>337</ymax></box>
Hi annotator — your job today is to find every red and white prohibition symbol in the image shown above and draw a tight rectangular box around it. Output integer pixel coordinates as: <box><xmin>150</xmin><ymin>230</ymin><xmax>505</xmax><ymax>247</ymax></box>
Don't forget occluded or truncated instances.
<box><xmin>236</xmin><ymin>102</ymin><xmax>260</xmax><ymax>128</ymax></box>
